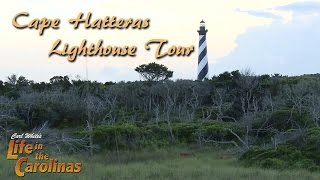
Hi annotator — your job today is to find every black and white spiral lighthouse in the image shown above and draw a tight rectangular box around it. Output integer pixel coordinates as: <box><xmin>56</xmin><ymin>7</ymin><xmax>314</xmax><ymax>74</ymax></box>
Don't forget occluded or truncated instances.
<box><xmin>197</xmin><ymin>20</ymin><xmax>209</xmax><ymax>81</ymax></box>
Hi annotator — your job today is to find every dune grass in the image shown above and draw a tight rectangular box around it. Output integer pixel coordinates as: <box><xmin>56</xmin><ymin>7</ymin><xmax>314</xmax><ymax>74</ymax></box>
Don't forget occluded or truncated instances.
<box><xmin>1</xmin><ymin>147</ymin><xmax>320</xmax><ymax>180</ymax></box>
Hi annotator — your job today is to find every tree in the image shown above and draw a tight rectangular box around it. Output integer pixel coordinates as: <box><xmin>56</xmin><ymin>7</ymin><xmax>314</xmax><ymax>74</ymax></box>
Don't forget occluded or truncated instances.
<box><xmin>6</xmin><ymin>74</ymin><xmax>18</xmax><ymax>86</ymax></box>
<box><xmin>135</xmin><ymin>62</ymin><xmax>173</xmax><ymax>81</ymax></box>
<box><xmin>50</xmin><ymin>76</ymin><xmax>71</xmax><ymax>90</ymax></box>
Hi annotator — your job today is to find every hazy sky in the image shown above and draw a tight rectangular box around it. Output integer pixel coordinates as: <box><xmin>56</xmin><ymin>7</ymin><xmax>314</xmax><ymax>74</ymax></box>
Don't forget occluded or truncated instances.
<box><xmin>0</xmin><ymin>0</ymin><xmax>319</xmax><ymax>82</ymax></box>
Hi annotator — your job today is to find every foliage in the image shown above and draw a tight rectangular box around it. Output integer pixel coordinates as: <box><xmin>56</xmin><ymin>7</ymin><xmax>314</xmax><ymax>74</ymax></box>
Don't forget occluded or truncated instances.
<box><xmin>89</xmin><ymin>121</ymin><xmax>243</xmax><ymax>150</ymax></box>
<box><xmin>240</xmin><ymin>144</ymin><xmax>320</xmax><ymax>171</ymax></box>
<box><xmin>135</xmin><ymin>62</ymin><xmax>173</xmax><ymax>81</ymax></box>
<box><xmin>1</xmin><ymin>72</ymin><xmax>320</xmax><ymax>172</ymax></box>
<box><xmin>2</xmin><ymin>147</ymin><xmax>320</xmax><ymax>180</ymax></box>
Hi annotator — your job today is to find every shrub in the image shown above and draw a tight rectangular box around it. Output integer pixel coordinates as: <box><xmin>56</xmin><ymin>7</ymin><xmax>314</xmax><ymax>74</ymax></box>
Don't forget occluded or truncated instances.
<box><xmin>90</xmin><ymin>121</ymin><xmax>244</xmax><ymax>150</ymax></box>
<box><xmin>197</xmin><ymin>121</ymin><xmax>244</xmax><ymax>142</ymax></box>
<box><xmin>268</xmin><ymin>110</ymin><xmax>312</xmax><ymax>131</ymax></box>
<box><xmin>239</xmin><ymin>145</ymin><xmax>319</xmax><ymax>171</ymax></box>
<box><xmin>303</xmin><ymin>127</ymin><xmax>320</xmax><ymax>165</ymax></box>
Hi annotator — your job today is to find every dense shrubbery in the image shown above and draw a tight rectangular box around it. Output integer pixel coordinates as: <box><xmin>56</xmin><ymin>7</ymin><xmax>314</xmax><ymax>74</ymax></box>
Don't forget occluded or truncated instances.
<box><xmin>1</xmin><ymin>72</ymin><xmax>320</xmax><ymax>171</ymax></box>
<box><xmin>90</xmin><ymin>121</ymin><xmax>243</xmax><ymax>150</ymax></box>
<box><xmin>240</xmin><ymin>145</ymin><xmax>320</xmax><ymax>171</ymax></box>
<box><xmin>302</xmin><ymin>127</ymin><xmax>320</xmax><ymax>165</ymax></box>
<box><xmin>240</xmin><ymin>127</ymin><xmax>320</xmax><ymax>171</ymax></box>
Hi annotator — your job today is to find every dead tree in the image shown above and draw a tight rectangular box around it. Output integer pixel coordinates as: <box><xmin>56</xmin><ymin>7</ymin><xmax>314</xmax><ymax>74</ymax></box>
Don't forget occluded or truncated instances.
<box><xmin>209</xmin><ymin>88</ymin><xmax>235</xmax><ymax>121</ymax></box>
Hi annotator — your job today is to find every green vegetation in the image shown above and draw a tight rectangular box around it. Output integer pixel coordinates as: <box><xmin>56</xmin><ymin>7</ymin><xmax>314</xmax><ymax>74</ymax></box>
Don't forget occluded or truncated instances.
<box><xmin>240</xmin><ymin>145</ymin><xmax>318</xmax><ymax>170</ymax></box>
<box><xmin>1</xmin><ymin>147</ymin><xmax>320</xmax><ymax>180</ymax></box>
<box><xmin>135</xmin><ymin>62</ymin><xmax>173</xmax><ymax>81</ymax></box>
<box><xmin>90</xmin><ymin>121</ymin><xmax>242</xmax><ymax>150</ymax></box>
<box><xmin>1</xmin><ymin>68</ymin><xmax>320</xmax><ymax>178</ymax></box>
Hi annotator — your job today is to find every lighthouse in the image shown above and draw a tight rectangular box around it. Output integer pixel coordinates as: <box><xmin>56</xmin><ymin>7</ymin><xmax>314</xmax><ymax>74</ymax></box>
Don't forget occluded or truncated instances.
<box><xmin>197</xmin><ymin>20</ymin><xmax>209</xmax><ymax>81</ymax></box>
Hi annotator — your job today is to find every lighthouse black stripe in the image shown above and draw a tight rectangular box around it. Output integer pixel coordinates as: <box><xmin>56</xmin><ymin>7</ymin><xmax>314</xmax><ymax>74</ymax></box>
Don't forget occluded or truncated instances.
<box><xmin>197</xmin><ymin>63</ymin><xmax>208</xmax><ymax>80</ymax></box>
<box><xmin>198</xmin><ymin>47</ymin><xmax>207</xmax><ymax>63</ymax></box>
<box><xmin>199</xmin><ymin>36</ymin><xmax>206</xmax><ymax>47</ymax></box>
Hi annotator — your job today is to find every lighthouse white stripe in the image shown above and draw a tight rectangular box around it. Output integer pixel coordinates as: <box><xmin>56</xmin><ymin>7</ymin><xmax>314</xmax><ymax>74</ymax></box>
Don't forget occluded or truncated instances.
<box><xmin>197</xmin><ymin>54</ymin><xmax>208</xmax><ymax>73</ymax></box>
<box><xmin>198</xmin><ymin>40</ymin><xmax>207</xmax><ymax>55</ymax></box>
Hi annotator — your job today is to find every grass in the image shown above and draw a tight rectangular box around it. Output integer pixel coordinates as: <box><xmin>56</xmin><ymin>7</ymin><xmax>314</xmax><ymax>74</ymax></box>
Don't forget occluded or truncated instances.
<box><xmin>1</xmin><ymin>147</ymin><xmax>320</xmax><ymax>180</ymax></box>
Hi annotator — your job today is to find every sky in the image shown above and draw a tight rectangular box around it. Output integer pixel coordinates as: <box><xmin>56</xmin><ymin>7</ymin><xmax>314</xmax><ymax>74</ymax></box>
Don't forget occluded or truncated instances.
<box><xmin>0</xmin><ymin>0</ymin><xmax>319</xmax><ymax>82</ymax></box>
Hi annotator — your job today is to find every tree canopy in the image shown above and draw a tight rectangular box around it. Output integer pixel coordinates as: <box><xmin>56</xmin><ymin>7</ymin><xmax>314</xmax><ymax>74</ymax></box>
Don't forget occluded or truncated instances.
<box><xmin>135</xmin><ymin>62</ymin><xmax>173</xmax><ymax>81</ymax></box>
